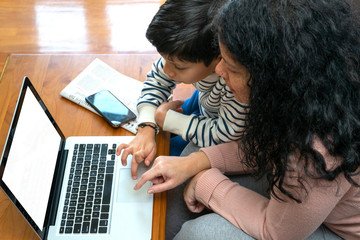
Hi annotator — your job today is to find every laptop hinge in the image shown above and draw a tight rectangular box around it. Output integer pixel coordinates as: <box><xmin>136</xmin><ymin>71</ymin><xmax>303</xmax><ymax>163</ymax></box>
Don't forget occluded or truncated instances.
<box><xmin>44</xmin><ymin>139</ymin><xmax>68</xmax><ymax>239</ymax></box>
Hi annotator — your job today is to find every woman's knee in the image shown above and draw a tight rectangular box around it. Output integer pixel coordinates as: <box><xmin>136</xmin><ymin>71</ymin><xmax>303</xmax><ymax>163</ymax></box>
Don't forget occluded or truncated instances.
<box><xmin>174</xmin><ymin>213</ymin><xmax>254</xmax><ymax>240</ymax></box>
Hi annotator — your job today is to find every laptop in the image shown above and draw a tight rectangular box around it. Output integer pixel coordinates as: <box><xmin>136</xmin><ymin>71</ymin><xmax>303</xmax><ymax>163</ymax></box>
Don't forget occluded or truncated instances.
<box><xmin>0</xmin><ymin>77</ymin><xmax>153</xmax><ymax>239</ymax></box>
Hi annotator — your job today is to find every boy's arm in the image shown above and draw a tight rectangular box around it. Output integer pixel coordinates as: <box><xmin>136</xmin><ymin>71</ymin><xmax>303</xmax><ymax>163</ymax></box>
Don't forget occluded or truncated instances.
<box><xmin>137</xmin><ymin>57</ymin><xmax>177</xmax><ymax>124</ymax></box>
<box><xmin>162</xmin><ymin>79</ymin><xmax>249</xmax><ymax>147</ymax></box>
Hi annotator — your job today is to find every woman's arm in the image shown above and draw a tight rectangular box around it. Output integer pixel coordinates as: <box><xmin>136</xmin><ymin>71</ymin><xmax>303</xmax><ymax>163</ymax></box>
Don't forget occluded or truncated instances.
<box><xmin>191</xmin><ymin>161</ymin><xmax>351</xmax><ymax>239</ymax></box>
<box><xmin>200</xmin><ymin>140</ymin><xmax>257</xmax><ymax>174</ymax></box>
<box><xmin>134</xmin><ymin>150</ymin><xmax>211</xmax><ymax>193</ymax></box>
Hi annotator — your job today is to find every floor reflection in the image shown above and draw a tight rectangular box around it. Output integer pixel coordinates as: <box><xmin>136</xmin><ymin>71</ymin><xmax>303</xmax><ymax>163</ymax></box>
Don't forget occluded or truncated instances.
<box><xmin>33</xmin><ymin>0</ymin><xmax>160</xmax><ymax>53</ymax></box>
<box><xmin>35</xmin><ymin>4</ymin><xmax>88</xmax><ymax>52</ymax></box>
<box><xmin>106</xmin><ymin>3</ymin><xmax>157</xmax><ymax>52</ymax></box>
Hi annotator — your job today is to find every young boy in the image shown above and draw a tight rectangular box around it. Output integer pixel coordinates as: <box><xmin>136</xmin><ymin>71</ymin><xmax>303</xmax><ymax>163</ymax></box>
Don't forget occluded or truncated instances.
<box><xmin>117</xmin><ymin>0</ymin><xmax>248</xmax><ymax>178</ymax></box>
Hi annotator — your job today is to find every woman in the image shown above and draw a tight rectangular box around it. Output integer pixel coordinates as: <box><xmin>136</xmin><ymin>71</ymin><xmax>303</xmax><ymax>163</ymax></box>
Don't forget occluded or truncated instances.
<box><xmin>134</xmin><ymin>0</ymin><xmax>360</xmax><ymax>239</ymax></box>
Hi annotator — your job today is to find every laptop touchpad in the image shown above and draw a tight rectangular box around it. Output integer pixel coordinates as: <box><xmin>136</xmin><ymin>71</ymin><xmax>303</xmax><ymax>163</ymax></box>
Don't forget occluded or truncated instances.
<box><xmin>116</xmin><ymin>168</ymin><xmax>152</xmax><ymax>202</ymax></box>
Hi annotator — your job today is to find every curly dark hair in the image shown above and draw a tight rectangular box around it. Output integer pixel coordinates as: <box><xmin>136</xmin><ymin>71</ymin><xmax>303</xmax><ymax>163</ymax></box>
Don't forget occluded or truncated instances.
<box><xmin>216</xmin><ymin>0</ymin><xmax>360</xmax><ymax>202</ymax></box>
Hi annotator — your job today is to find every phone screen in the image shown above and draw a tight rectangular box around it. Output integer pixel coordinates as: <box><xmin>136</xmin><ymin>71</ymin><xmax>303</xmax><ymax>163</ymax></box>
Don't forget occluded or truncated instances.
<box><xmin>86</xmin><ymin>90</ymin><xmax>136</xmax><ymax>128</ymax></box>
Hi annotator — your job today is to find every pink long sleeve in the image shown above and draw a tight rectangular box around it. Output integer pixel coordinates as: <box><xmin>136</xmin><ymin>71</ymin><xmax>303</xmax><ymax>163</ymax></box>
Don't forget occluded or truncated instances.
<box><xmin>200</xmin><ymin>141</ymin><xmax>256</xmax><ymax>174</ymax></box>
<box><xmin>197</xmin><ymin>141</ymin><xmax>360</xmax><ymax>240</ymax></box>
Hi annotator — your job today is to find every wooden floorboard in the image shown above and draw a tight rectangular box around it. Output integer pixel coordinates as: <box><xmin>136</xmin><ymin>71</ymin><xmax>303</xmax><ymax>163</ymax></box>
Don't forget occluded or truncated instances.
<box><xmin>0</xmin><ymin>0</ymin><xmax>195</xmax><ymax>99</ymax></box>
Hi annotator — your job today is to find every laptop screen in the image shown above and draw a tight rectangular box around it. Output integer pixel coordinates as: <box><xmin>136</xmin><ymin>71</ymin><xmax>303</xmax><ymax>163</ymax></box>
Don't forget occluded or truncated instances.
<box><xmin>0</xmin><ymin>78</ymin><xmax>63</xmax><ymax>235</ymax></box>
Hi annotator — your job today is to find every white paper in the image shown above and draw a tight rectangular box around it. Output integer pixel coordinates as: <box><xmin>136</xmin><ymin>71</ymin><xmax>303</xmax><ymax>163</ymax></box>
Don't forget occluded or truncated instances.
<box><xmin>60</xmin><ymin>58</ymin><xmax>143</xmax><ymax>133</ymax></box>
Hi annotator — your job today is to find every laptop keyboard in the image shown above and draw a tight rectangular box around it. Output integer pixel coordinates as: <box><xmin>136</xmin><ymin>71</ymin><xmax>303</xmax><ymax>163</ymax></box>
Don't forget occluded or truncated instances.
<box><xmin>59</xmin><ymin>143</ymin><xmax>116</xmax><ymax>234</ymax></box>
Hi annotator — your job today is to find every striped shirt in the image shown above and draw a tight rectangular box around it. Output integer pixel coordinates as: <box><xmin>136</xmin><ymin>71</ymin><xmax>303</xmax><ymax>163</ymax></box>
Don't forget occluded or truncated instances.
<box><xmin>137</xmin><ymin>57</ymin><xmax>248</xmax><ymax>147</ymax></box>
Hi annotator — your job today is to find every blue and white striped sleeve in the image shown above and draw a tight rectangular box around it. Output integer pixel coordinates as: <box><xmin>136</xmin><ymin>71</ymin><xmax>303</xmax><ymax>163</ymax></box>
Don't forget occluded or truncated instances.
<box><xmin>136</xmin><ymin>57</ymin><xmax>177</xmax><ymax>124</ymax></box>
<box><xmin>163</xmin><ymin>80</ymin><xmax>248</xmax><ymax>147</ymax></box>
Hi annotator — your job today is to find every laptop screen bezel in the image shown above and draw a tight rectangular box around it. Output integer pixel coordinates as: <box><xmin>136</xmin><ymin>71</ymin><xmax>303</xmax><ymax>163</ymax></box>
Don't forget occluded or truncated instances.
<box><xmin>0</xmin><ymin>77</ymin><xmax>66</xmax><ymax>239</ymax></box>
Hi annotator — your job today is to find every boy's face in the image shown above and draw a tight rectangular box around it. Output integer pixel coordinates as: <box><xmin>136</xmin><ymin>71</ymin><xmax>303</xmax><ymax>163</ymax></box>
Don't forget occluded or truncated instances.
<box><xmin>161</xmin><ymin>54</ymin><xmax>221</xmax><ymax>84</ymax></box>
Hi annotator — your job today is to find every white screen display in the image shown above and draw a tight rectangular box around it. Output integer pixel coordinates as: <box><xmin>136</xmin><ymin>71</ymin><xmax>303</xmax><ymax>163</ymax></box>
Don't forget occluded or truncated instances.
<box><xmin>2</xmin><ymin>88</ymin><xmax>62</xmax><ymax>230</ymax></box>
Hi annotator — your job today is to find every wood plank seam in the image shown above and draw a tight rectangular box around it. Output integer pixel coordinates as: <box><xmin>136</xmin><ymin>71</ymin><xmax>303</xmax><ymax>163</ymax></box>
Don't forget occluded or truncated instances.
<box><xmin>0</xmin><ymin>54</ymin><xmax>10</xmax><ymax>84</ymax></box>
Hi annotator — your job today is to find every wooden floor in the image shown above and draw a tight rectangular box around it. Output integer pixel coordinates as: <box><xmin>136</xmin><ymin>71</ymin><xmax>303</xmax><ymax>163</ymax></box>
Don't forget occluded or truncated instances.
<box><xmin>0</xmin><ymin>0</ymin><xmax>195</xmax><ymax>99</ymax></box>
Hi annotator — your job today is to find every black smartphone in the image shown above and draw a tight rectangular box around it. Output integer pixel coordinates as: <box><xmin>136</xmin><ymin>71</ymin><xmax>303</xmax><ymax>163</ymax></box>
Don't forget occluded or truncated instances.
<box><xmin>85</xmin><ymin>89</ymin><xmax>136</xmax><ymax>128</ymax></box>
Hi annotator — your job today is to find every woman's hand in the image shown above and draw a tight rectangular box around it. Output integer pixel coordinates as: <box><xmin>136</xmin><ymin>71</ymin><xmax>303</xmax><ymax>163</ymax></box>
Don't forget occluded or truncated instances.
<box><xmin>134</xmin><ymin>151</ymin><xmax>211</xmax><ymax>194</ymax></box>
<box><xmin>183</xmin><ymin>170</ymin><xmax>207</xmax><ymax>213</ymax></box>
<box><xmin>116</xmin><ymin>126</ymin><xmax>157</xmax><ymax>179</ymax></box>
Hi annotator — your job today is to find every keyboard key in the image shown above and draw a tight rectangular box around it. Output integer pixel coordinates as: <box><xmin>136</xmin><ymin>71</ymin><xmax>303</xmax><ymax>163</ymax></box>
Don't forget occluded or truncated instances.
<box><xmin>101</xmin><ymin>205</ymin><xmax>110</xmax><ymax>212</ymax></box>
<box><xmin>90</xmin><ymin>219</ymin><xmax>99</xmax><ymax>233</ymax></box>
<box><xmin>76</xmin><ymin>210</ymin><xmax>84</xmax><ymax>216</ymax></box>
<box><xmin>84</xmin><ymin>214</ymin><xmax>91</xmax><ymax>221</ymax></box>
<box><xmin>94</xmin><ymin>144</ymin><xmax>100</xmax><ymax>153</ymax></box>
<box><xmin>74</xmin><ymin>224</ymin><xmax>81</xmax><ymax>233</ymax></box>
<box><xmin>66</xmin><ymin>220</ymin><xmax>74</xmax><ymax>226</ymax></box>
<box><xmin>93</xmin><ymin>212</ymin><xmax>100</xmax><ymax>218</ymax></box>
<box><xmin>103</xmin><ymin>174</ymin><xmax>113</xmax><ymax>204</ymax></box>
<box><xmin>82</xmin><ymin>222</ymin><xmax>90</xmax><ymax>233</ymax></box>
<box><xmin>100</xmin><ymin>220</ymin><xmax>108</xmax><ymax>226</ymax></box>
<box><xmin>93</xmin><ymin>205</ymin><xmax>100</xmax><ymax>212</ymax></box>
<box><xmin>101</xmin><ymin>144</ymin><xmax>108</xmax><ymax>156</ymax></box>
<box><xmin>99</xmin><ymin>227</ymin><xmax>107</xmax><ymax>233</ymax></box>
<box><xmin>106</xmin><ymin>167</ymin><xmax>114</xmax><ymax>174</ymax></box>
<box><xmin>79</xmin><ymin>144</ymin><xmax>86</xmax><ymax>151</ymax></box>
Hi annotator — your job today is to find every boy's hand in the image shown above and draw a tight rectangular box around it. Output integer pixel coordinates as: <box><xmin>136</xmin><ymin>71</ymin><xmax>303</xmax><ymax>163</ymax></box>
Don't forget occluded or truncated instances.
<box><xmin>116</xmin><ymin>127</ymin><xmax>157</xmax><ymax>179</ymax></box>
<box><xmin>155</xmin><ymin>100</ymin><xmax>184</xmax><ymax>128</ymax></box>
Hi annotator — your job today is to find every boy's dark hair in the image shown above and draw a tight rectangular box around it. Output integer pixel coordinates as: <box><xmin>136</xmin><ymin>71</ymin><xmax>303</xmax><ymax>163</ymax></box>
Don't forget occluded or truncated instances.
<box><xmin>146</xmin><ymin>0</ymin><xmax>225</xmax><ymax>66</ymax></box>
